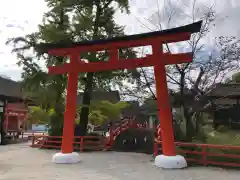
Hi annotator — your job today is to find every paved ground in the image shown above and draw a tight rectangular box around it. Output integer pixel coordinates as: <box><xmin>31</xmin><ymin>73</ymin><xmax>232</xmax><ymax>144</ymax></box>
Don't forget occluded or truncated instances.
<box><xmin>0</xmin><ymin>143</ymin><xmax>239</xmax><ymax>180</ymax></box>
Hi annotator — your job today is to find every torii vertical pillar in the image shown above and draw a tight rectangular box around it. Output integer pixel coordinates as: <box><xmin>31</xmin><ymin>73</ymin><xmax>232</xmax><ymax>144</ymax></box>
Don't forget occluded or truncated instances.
<box><xmin>153</xmin><ymin>44</ymin><xmax>187</xmax><ymax>169</ymax></box>
<box><xmin>52</xmin><ymin>52</ymin><xmax>81</xmax><ymax>164</ymax></box>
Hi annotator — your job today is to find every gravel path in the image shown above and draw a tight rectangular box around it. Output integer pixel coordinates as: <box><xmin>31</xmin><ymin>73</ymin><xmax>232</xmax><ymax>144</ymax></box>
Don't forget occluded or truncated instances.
<box><xmin>0</xmin><ymin>143</ymin><xmax>239</xmax><ymax>180</ymax></box>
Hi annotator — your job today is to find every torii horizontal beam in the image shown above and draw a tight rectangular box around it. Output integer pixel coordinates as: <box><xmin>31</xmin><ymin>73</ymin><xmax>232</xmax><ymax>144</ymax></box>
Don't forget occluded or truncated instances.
<box><xmin>48</xmin><ymin>53</ymin><xmax>193</xmax><ymax>74</ymax></box>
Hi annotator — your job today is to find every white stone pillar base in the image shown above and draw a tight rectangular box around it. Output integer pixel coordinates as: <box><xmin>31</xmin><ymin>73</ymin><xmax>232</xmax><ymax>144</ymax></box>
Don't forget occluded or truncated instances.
<box><xmin>154</xmin><ymin>155</ymin><xmax>187</xmax><ymax>169</ymax></box>
<box><xmin>52</xmin><ymin>152</ymin><xmax>81</xmax><ymax>164</ymax></box>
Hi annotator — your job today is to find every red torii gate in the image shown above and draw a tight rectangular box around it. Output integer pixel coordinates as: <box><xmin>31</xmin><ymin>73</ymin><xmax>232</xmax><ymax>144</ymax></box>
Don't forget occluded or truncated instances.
<box><xmin>37</xmin><ymin>21</ymin><xmax>202</xmax><ymax>167</ymax></box>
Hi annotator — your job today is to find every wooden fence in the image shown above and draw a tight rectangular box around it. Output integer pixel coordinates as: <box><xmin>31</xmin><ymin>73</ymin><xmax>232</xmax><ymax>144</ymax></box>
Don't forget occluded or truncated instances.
<box><xmin>30</xmin><ymin>135</ymin><xmax>102</xmax><ymax>152</ymax></box>
<box><xmin>29</xmin><ymin>134</ymin><xmax>240</xmax><ymax>168</ymax></box>
<box><xmin>154</xmin><ymin>141</ymin><xmax>240</xmax><ymax>167</ymax></box>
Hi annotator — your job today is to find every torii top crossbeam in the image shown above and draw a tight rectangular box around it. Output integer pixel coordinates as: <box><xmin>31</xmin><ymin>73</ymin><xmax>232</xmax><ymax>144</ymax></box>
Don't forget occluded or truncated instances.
<box><xmin>36</xmin><ymin>21</ymin><xmax>202</xmax><ymax>159</ymax></box>
<box><xmin>36</xmin><ymin>21</ymin><xmax>202</xmax><ymax>74</ymax></box>
<box><xmin>37</xmin><ymin>21</ymin><xmax>202</xmax><ymax>53</ymax></box>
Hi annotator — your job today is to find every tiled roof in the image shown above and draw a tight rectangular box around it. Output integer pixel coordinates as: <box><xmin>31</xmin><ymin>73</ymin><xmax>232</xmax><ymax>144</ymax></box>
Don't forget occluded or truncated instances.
<box><xmin>208</xmin><ymin>83</ymin><xmax>240</xmax><ymax>98</ymax></box>
<box><xmin>0</xmin><ymin>77</ymin><xmax>23</xmax><ymax>100</ymax></box>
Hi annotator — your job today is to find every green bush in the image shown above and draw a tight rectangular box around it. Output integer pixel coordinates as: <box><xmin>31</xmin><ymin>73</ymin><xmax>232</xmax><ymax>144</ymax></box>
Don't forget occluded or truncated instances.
<box><xmin>48</xmin><ymin>107</ymin><xmax>64</xmax><ymax>136</ymax></box>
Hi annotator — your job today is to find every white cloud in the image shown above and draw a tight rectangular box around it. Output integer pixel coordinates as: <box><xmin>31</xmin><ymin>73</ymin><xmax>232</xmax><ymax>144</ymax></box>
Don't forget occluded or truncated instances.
<box><xmin>115</xmin><ymin>0</ymin><xmax>240</xmax><ymax>65</ymax></box>
<box><xmin>0</xmin><ymin>0</ymin><xmax>239</xmax><ymax>81</ymax></box>
<box><xmin>0</xmin><ymin>0</ymin><xmax>47</xmax><ymax>81</ymax></box>
<box><xmin>117</xmin><ymin>0</ymin><xmax>240</xmax><ymax>39</ymax></box>
<box><xmin>114</xmin><ymin>0</ymin><xmax>240</xmax><ymax>90</ymax></box>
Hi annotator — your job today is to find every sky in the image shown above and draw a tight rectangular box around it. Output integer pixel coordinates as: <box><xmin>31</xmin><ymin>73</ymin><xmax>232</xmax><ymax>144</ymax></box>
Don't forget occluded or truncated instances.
<box><xmin>0</xmin><ymin>0</ymin><xmax>239</xmax><ymax>81</ymax></box>
<box><xmin>0</xmin><ymin>0</ymin><xmax>46</xmax><ymax>80</ymax></box>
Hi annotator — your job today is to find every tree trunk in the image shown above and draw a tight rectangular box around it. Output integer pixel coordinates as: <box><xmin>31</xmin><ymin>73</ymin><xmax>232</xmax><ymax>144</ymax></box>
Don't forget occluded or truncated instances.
<box><xmin>78</xmin><ymin>72</ymin><xmax>93</xmax><ymax>136</ymax></box>
<box><xmin>78</xmin><ymin>1</ymin><xmax>102</xmax><ymax>136</ymax></box>
<box><xmin>184</xmin><ymin>108</ymin><xmax>194</xmax><ymax>141</ymax></box>
<box><xmin>178</xmin><ymin>71</ymin><xmax>195</xmax><ymax>142</ymax></box>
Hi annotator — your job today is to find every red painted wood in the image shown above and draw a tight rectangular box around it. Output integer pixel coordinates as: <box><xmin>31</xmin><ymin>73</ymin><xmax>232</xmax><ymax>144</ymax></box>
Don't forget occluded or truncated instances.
<box><xmin>48</xmin><ymin>33</ymin><xmax>191</xmax><ymax>56</ymax></box>
<box><xmin>80</xmin><ymin>137</ymin><xmax>84</xmax><ymax>152</ymax></box>
<box><xmin>207</xmin><ymin>153</ymin><xmax>240</xmax><ymax>158</ymax></box>
<box><xmin>152</xmin><ymin>43</ymin><xmax>176</xmax><ymax>156</ymax></box>
<box><xmin>6</xmin><ymin>108</ymin><xmax>28</xmax><ymax>112</ymax></box>
<box><xmin>178</xmin><ymin>150</ymin><xmax>203</xmax><ymax>155</ymax></box>
<box><xmin>154</xmin><ymin>143</ymin><xmax>158</xmax><ymax>156</ymax></box>
<box><xmin>109</xmin><ymin>48</ymin><xmax>119</xmax><ymax>63</ymax></box>
<box><xmin>174</xmin><ymin>142</ymin><xmax>240</xmax><ymax>150</ymax></box>
<box><xmin>48</xmin><ymin>53</ymin><xmax>192</xmax><ymax>74</ymax></box>
<box><xmin>155</xmin><ymin>141</ymin><xmax>240</xmax><ymax>167</ymax></box>
<box><xmin>61</xmin><ymin>52</ymin><xmax>79</xmax><ymax>154</ymax></box>
<box><xmin>46</xmin><ymin>30</ymin><xmax>193</xmax><ymax>156</ymax></box>
<box><xmin>202</xmin><ymin>146</ymin><xmax>207</xmax><ymax>165</ymax></box>
<box><xmin>206</xmin><ymin>161</ymin><xmax>240</xmax><ymax>167</ymax></box>
<box><xmin>4</xmin><ymin>103</ymin><xmax>28</xmax><ymax>132</ymax></box>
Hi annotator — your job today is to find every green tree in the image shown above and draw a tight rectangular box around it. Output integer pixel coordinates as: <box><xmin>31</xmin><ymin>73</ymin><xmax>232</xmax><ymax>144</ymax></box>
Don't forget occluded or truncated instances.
<box><xmin>122</xmin><ymin>0</ymin><xmax>240</xmax><ymax>142</ymax></box>
<box><xmin>71</xmin><ymin>0</ymin><xmax>137</xmax><ymax>136</ymax></box>
<box><xmin>27</xmin><ymin>106</ymin><xmax>55</xmax><ymax>124</ymax></box>
<box><xmin>8</xmin><ymin>0</ymin><xmax>138</xmax><ymax>136</ymax></box>
<box><xmin>27</xmin><ymin>106</ymin><xmax>64</xmax><ymax>136</ymax></box>
<box><xmin>89</xmin><ymin>100</ymin><xmax>129</xmax><ymax>125</ymax></box>
<box><xmin>7</xmin><ymin>0</ymin><xmax>72</xmax><ymax>135</ymax></box>
<box><xmin>76</xmin><ymin>100</ymin><xmax>129</xmax><ymax>126</ymax></box>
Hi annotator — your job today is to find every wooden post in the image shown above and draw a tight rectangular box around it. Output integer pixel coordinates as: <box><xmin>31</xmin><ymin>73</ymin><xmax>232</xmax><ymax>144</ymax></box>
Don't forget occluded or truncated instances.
<box><xmin>61</xmin><ymin>52</ymin><xmax>79</xmax><ymax>154</ymax></box>
<box><xmin>5</xmin><ymin>104</ymin><xmax>8</xmax><ymax>131</ymax></box>
<box><xmin>109</xmin><ymin>127</ymin><xmax>113</xmax><ymax>146</ymax></box>
<box><xmin>31</xmin><ymin>134</ymin><xmax>35</xmax><ymax>147</ymax></box>
<box><xmin>154</xmin><ymin>143</ymin><xmax>158</xmax><ymax>156</ymax></box>
<box><xmin>202</xmin><ymin>145</ymin><xmax>207</xmax><ymax>166</ymax></box>
<box><xmin>152</xmin><ymin>43</ymin><xmax>176</xmax><ymax>156</ymax></box>
<box><xmin>80</xmin><ymin>137</ymin><xmax>84</xmax><ymax>152</ymax></box>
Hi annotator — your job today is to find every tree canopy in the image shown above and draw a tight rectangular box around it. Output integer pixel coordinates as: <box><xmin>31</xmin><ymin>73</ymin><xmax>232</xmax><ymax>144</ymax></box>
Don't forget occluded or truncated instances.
<box><xmin>7</xmin><ymin>0</ymin><xmax>138</xmax><ymax>136</ymax></box>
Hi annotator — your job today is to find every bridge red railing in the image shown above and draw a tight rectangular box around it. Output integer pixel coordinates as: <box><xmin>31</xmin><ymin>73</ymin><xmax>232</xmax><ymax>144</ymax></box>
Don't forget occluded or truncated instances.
<box><xmin>30</xmin><ymin>135</ymin><xmax>102</xmax><ymax>152</ymax></box>
<box><xmin>154</xmin><ymin>141</ymin><xmax>240</xmax><ymax>167</ymax></box>
<box><xmin>105</xmin><ymin>118</ymin><xmax>147</xmax><ymax>148</ymax></box>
